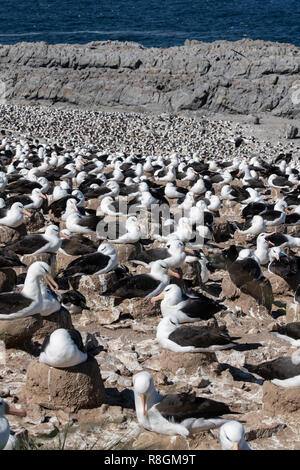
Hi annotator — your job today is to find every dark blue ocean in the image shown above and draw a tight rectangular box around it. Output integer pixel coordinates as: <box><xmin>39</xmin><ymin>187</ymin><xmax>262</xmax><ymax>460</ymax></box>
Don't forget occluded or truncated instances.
<box><xmin>0</xmin><ymin>0</ymin><xmax>299</xmax><ymax>48</ymax></box>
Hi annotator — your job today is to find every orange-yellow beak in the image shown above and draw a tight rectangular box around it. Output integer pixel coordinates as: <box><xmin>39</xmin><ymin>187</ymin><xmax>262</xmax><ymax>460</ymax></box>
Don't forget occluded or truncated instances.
<box><xmin>22</xmin><ymin>209</ymin><xmax>32</xmax><ymax>217</ymax></box>
<box><xmin>184</xmin><ymin>247</ymin><xmax>196</xmax><ymax>255</ymax></box>
<box><xmin>167</xmin><ymin>268</ymin><xmax>181</xmax><ymax>279</ymax></box>
<box><xmin>231</xmin><ymin>442</ymin><xmax>239</xmax><ymax>450</ymax></box>
<box><xmin>5</xmin><ymin>402</ymin><xmax>27</xmax><ymax>418</ymax></box>
<box><xmin>46</xmin><ymin>275</ymin><xmax>59</xmax><ymax>291</ymax></box>
<box><xmin>141</xmin><ymin>394</ymin><xmax>147</xmax><ymax>416</ymax></box>
<box><xmin>150</xmin><ymin>291</ymin><xmax>165</xmax><ymax>304</ymax></box>
<box><xmin>60</xmin><ymin>231</ymin><xmax>71</xmax><ymax>240</ymax></box>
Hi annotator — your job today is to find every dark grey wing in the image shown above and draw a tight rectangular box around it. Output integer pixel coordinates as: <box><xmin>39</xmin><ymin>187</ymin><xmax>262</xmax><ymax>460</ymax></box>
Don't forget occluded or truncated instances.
<box><xmin>264</xmin><ymin>233</ymin><xmax>288</xmax><ymax>246</ymax></box>
<box><xmin>40</xmin><ymin>334</ymin><xmax>51</xmax><ymax>353</ymax></box>
<box><xmin>48</xmin><ymin>196</ymin><xmax>73</xmax><ymax>216</ymax></box>
<box><xmin>61</xmin><ymin>238</ymin><xmax>97</xmax><ymax>256</ymax></box>
<box><xmin>105</xmin><ymin>221</ymin><xmax>126</xmax><ymax>240</ymax></box>
<box><xmin>168</xmin><ymin>325</ymin><xmax>233</xmax><ymax>348</ymax></box>
<box><xmin>119</xmin><ymin>184</ymin><xmax>139</xmax><ymax>196</ymax></box>
<box><xmin>156</xmin><ymin>393</ymin><xmax>232</xmax><ymax>422</ymax></box>
<box><xmin>67</xmin><ymin>329</ymin><xmax>86</xmax><ymax>353</ymax></box>
<box><xmin>286</xmin><ymin>213</ymin><xmax>300</xmax><ymax>224</ymax></box>
<box><xmin>245</xmin><ymin>357</ymin><xmax>300</xmax><ymax>380</ymax></box>
<box><xmin>5</xmin><ymin>235</ymin><xmax>47</xmax><ymax>255</ymax></box>
<box><xmin>240</xmin><ymin>276</ymin><xmax>273</xmax><ymax>312</ymax></box>
<box><xmin>0</xmin><ymin>249</ymin><xmax>26</xmax><ymax>268</ymax></box>
<box><xmin>79</xmin><ymin>215</ymin><xmax>104</xmax><ymax>230</ymax></box>
<box><xmin>263</xmin><ymin>210</ymin><xmax>282</xmax><ymax>222</ymax></box>
<box><xmin>269</xmin><ymin>256</ymin><xmax>298</xmax><ymax>278</ymax></box>
<box><xmin>83</xmin><ymin>186</ymin><xmax>110</xmax><ymax>198</ymax></box>
<box><xmin>0</xmin><ymin>208</ymin><xmax>7</xmax><ymax>218</ymax></box>
<box><xmin>181</xmin><ymin>297</ymin><xmax>221</xmax><ymax>319</ymax></box>
<box><xmin>210</xmin><ymin>175</ymin><xmax>224</xmax><ymax>183</ymax></box>
<box><xmin>132</xmin><ymin>247</ymin><xmax>170</xmax><ymax>264</ymax></box>
<box><xmin>0</xmin><ymin>292</ymin><xmax>33</xmax><ymax>315</ymax></box>
<box><xmin>229</xmin><ymin>258</ymin><xmax>261</xmax><ymax>287</ymax></box>
<box><xmin>285</xmin><ymin>322</ymin><xmax>300</xmax><ymax>340</ymax></box>
<box><xmin>6</xmin><ymin>195</ymin><xmax>32</xmax><ymax>208</ymax></box>
<box><xmin>273</xmin><ymin>176</ymin><xmax>293</xmax><ymax>187</ymax></box>
<box><xmin>6</xmin><ymin>180</ymin><xmax>41</xmax><ymax>194</ymax></box>
<box><xmin>242</xmin><ymin>202</ymin><xmax>266</xmax><ymax>218</ymax></box>
<box><xmin>238</xmin><ymin>218</ymin><xmax>253</xmax><ymax>231</ymax></box>
<box><xmin>102</xmin><ymin>274</ymin><xmax>159</xmax><ymax>298</ymax></box>
<box><xmin>61</xmin><ymin>290</ymin><xmax>88</xmax><ymax>309</ymax></box>
<box><xmin>63</xmin><ymin>253</ymin><xmax>111</xmax><ymax>277</ymax></box>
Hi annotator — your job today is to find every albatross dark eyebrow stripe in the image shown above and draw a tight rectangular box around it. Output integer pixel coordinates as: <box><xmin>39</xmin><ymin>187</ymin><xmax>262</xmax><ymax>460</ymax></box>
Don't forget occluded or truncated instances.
<box><xmin>223</xmin><ymin>430</ymin><xmax>232</xmax><ymax>442</ymax></box>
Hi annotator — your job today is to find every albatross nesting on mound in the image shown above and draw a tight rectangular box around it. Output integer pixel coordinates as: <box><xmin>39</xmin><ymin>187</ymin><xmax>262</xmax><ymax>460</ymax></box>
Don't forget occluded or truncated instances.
<box><xmin>0</xmin><ymin>202</ymin><xmax>31</xmax><ymax>228</ymax></box>
<box><xmin>5</xmin><ymin>225</ymin><xmax>67</xmax><ymax>256</ymax></box>
<box><xmin>219</xmin><ymin>421</ymin><xmax>251</xmax><ymax>450</ymax></box>
<box><xmin>245</xmin><ymin>349</ymin><xmax>300</xmax><ymax>387</ymax></box>
<box><xmin>0</xmin><ymin>261</ymin><xmax>59</xmax><ymax>320</ymax></box>
<box><xmin>228</xmin><ymin>248</ymin><xmax>273</xmax><ymax>311</ymax></box>
<box><xmin>101</xmin><ymin>259</ymin><xmax>180</xmax><ymax>298</ymax></box>
<box><xmin>39</xmin><ymin>328</ymin><xmax>88</xmax><ymax>368</ymax></box>
<box><xmin>107</xmin><ymin>216</ymin><xmax>142</xmax><ymax>244</ymax></box>
<box><xmin>156</xmin><ymin>315</ymin><xmax>238</xmax><ymax>352</ymax></box>
<box><xmin>133</xmin><ymin>371</ymin><xmax>233</xmax><ymax>436</ymax></box>
<box><xmin>130</xmin><ymin>239</ymin><xmax>187</xmax><ymax>269</ymax></box>
<box><xmin>268</xmin><ymin>246</ymin><xmax>300</xmax><ymax>290</ymax></box>
<box><xmin>59</xmin><ymin>243</ymin><xmax>118</xmax><ymax>278</ymax></box>
<box><xmin>151</xmin><ymin>284</ymin><xmax>225</xmax><ymax>322</ymax></box>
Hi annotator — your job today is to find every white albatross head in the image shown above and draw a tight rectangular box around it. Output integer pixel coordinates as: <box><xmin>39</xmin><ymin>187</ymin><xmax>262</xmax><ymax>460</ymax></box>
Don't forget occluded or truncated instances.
<box><xmin>219</xmin><ymin>420</ymin><xmax>251</xmax><ymax>450</ymax></box>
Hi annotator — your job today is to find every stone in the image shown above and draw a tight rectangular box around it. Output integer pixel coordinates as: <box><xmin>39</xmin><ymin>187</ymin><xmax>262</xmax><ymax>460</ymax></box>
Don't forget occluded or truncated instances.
<box><xmin>286</xmin><ymin>302</ymin><xmax>300</xmax><ymax>323</ymax></box>
<box><xmin>0</xmin><ymin>39</ymin><xmax>299</xmax><ymax>117</ymax></box>
<box><xmin>76</xmin><ymin>404</ymin><xmax>131</xmax><ymax>426</ymax></box>
<box><xmin>263</xmin><ymin>381</ymin><xmax>300</xmax><ymax>415</ymax></box>
<box><xmin>25</xmin><ymin>356</ymin><xmax>105</xmax><ymax>411</ymax></box>
<box><xmin>221</xmin><ymin>275</ymin><xmax>242</xmax><ymax>300</ymax></box>
<box><xmin>20</xmin><ymin>253</ymin><xmax>53</xmax><ymax>269</ymax></box>
<box><xmin>55</xmin><ymin>252</ymin><xmax>77</xmax><ymax>273</ymax></box>
<box><xmin>97</xmin><ymin>351</ymin><xmax>132</xmax><ymax>377</ymax></box>
<box><xmin>29</xmin><ymin>422</ymin><xmax>59</xmax><ymax>438</ymax></box>
<box><xmin>110</xmin><ymin>242</ymin><xmax>141</xmax><ymax>264</ymax></box>
<box><xmin>74</xmin><ymin>274</ymin><xmax>161</xmax><ymax>324</ymax></box>
<box><xmin>0</xmin><ymin>308</ymin><xmax>72</xmax><ymax>349</ymax></box>
<box><xmin>112</xmin><ymin>350</ymin><xmax>143</xmax><ymax>373</ymax></box>
<box><xmin>221</xmin><ymin>273</ymin><xmax>273</xmax><ymax>317</ymax></box>
<box><xmin>0</xmin><ymin>268</ymin><xmax>16</xmax><ymax>292</ymax></box>
<box><xmin>118</xmin><ymin>297</ymin><xmax>160</xmax><ymax>321</ymax></box>
<box><xmin>25</xmin><ymin>210</ymin><xmax>46</xmax><ymax>232</ymax></box>
<box><xmin>75</xmin><ymin>271</ymin><xmax>119</xmax><ymax>297</ymax></box>
<box><xmin>285</xmin><ymin>124</ymin><xmax>298</xmax><ymax>139</ymax></box>
<box><xmin>0</xmin><ymin>315</ymin><xmax>43</xmax><ymax>349</ymax></box>
<box><xmin>264</xmin><ymin>271</ymin><xmax>294</xmax><ymax>297</ymax></box>
<box><xmin>143</xmin><ymin>349</ymin><xmax>218</xmax><ymax>378</ymax></box>
<box><xmin>32</xmin><ymin>308</ymin><xmax>73</xmax><ymax>342</ymax></box>
<box><xmin>0</xmin><ymin>225</ymin><xmax>26</xmax><ymax>244</ymax></box>
<box><xmin>133</xmin><ymin>431</ymin><xmax>189</xmax><ymax>451</ymax></box>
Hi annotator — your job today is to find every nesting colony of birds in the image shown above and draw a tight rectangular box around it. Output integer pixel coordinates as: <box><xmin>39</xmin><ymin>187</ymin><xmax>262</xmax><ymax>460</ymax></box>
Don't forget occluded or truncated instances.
<box><xmin>0</xmin><ymin>104</ymin><xmax>300</xmax><ymax>451</ymax></box>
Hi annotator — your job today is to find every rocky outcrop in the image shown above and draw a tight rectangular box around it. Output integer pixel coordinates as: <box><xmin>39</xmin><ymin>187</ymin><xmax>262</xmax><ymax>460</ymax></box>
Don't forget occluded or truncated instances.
<box><xmin>25</xmin><ymin>356</ymin><xmax>105</xmax><ymax>411</ymax></box>
<box><xmin>0</xmin><ymin>308</ymin><xmax>72</xmax><ymax>349</ymax></box>
<box><xmin>0</xmin><ymin>39</ymin><xmax>299</xmax><ymax>117</ymax></box>
<box><xmin>263</xmin><ymin>381</ymin><xmax>300</xmax><ymax>415</ymax></box>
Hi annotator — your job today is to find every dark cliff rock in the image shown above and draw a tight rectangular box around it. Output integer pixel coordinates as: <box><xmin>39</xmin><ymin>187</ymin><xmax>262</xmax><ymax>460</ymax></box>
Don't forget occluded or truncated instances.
<box><xmin>0</xmin><ymin>38</ymin><xmax>299</xmax><ymax>117</ymax></box>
